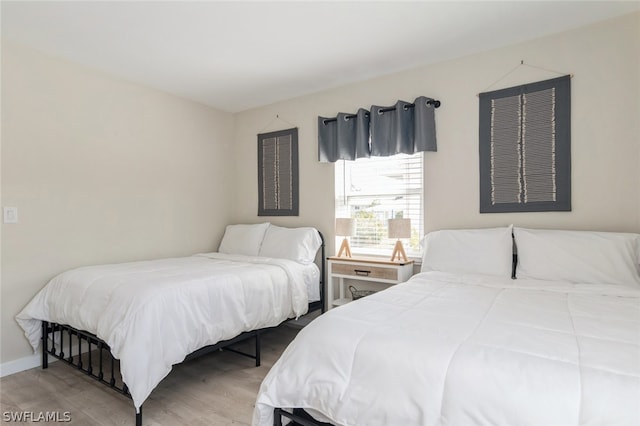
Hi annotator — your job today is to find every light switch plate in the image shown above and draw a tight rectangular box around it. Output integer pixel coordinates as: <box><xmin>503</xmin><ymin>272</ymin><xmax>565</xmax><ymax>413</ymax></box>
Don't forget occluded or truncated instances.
<box><xmin>3</xmin><ymin>207</ymin><xmax>18</xmax><ymax>224</ymax></box>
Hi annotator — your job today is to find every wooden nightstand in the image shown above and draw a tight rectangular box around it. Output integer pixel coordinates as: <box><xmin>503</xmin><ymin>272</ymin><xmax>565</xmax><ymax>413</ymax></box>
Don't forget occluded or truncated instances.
<box><xmin>327</xmin><ymin>256</ymin><xmax>414</xmax><ymax>310</ymax></box>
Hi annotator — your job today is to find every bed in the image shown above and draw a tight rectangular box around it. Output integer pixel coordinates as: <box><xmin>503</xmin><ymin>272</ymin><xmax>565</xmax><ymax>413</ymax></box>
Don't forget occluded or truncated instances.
<box><xmin>16</xmin><ymin>223</ymin><xmax>325</xmax><ymax>425</ymax></box>
<box><xmin>255</xmin><ymin>226</ymin><xmax>640</xmax><ymax>426</ymax></box>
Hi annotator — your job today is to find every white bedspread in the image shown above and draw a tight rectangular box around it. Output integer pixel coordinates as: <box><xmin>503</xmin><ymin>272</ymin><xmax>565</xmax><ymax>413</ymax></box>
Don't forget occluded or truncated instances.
<box><xmin>253</xmin><ymin>271</ymin><xmax>640</xmax><ymax>426</ymax></box>
<box><xmin>16</xmin><ymin>252</ymin><xmax>310</xmax><ymax>411</ymax></box>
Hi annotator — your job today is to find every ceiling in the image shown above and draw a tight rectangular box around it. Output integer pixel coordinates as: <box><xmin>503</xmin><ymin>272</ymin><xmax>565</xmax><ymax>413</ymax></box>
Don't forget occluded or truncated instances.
<box><xmin>2</xmin><ymin>1</ymin><xmax>638</xmax><ymax>113</ymax></box>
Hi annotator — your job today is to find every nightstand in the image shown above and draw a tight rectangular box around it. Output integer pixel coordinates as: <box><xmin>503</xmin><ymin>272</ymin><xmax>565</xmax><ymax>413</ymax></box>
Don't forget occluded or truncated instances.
<box><xmin>327</xmin><ymin>256</ymin><xmax>414</xmax><ymax>310</ymax></box>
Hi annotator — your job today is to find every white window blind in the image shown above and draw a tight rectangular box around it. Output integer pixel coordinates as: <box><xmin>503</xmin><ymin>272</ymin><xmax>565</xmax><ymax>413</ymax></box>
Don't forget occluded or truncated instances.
<box><xmin>335</xmin><ymin>153</ymin><xmax>423</xmax><ymax>257</ymax></box>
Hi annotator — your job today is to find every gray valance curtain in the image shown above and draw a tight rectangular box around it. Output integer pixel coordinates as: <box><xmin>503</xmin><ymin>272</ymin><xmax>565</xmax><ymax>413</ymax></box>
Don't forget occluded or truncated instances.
<box><xmin>317</xmin><ymin>108</ymin><xmax>370</xmax><ymax>162</ymax></box>
<box><xmin>318</xmin><ymin>96</ymin><xmax>439</xmax><ymax>163</ymax></box>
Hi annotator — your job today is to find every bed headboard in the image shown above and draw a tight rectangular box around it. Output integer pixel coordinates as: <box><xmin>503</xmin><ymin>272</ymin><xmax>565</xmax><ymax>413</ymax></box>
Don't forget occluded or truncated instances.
<box><xmin>309</xmin><ymin>230</ymin><xmax>325</xmax><ymax>314</ymax></box>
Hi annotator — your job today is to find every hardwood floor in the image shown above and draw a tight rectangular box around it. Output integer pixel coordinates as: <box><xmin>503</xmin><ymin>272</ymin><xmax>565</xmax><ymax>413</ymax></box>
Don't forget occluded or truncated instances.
<box><xmin>0</xmin><ymin>324</ymin><xmax>302</xmax><ymax>425</ymax></box>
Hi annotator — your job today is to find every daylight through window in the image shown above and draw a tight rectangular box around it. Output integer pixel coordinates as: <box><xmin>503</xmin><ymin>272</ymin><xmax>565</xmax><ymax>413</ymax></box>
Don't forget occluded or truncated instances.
<box><xmin>335</xmin><ymin>153</ymin><xmax>423</xmax><ymax>257</ymax></box>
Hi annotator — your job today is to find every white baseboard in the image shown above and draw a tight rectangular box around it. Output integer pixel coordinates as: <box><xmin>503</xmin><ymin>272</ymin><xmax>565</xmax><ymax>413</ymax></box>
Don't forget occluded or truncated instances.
<box><xmin>1</xmin><ymin>340</ymin><xmax>88</xmax><ymax>378</ymax></box>
<box><xmin>0</xmin><ymin>353</ymin><xmax>43</xmax><ymax>378</ymax></box>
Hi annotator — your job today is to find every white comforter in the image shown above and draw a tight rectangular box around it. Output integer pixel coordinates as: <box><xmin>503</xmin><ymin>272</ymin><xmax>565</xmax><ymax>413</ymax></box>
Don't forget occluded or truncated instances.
<box><xmin>16</xmin><ymin>253</ymin><xmax>310</xmax><ymax>411</ymax></box>
<box><xmin>253</xmin><ymin>271</ymin><xmax>640</xmax><ymax>426</ymax></box>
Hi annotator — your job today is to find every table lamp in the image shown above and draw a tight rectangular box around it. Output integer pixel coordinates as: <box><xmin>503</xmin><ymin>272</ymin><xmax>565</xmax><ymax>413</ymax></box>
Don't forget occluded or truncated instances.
<box><xmin>335</xmin><ymin>218</ymin><xmax>355</xmax><ymax>258</ymax></box>
<box><xmin>388</xmin><ymin>218</ymin><xmax>411</xmax><ymax>262</ymax></box>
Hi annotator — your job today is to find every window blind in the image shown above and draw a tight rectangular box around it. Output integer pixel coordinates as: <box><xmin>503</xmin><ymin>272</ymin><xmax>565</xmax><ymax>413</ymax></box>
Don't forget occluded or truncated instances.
<box><xmin>335</xmin><ymin>153</ymin><xmax>423</xmax><ymax>257</ymax></box>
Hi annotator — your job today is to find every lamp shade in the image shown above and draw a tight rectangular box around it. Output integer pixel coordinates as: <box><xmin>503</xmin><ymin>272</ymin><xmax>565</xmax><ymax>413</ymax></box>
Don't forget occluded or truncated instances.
<box><xmin>335</xmin><ymin>218</ymin><xmax>355</xmax><ymax>236</ymax></box>
<box><xmin>388</xmin><ymin>218</ymin><xmax>411</xmax><ymax>239</ymax></box>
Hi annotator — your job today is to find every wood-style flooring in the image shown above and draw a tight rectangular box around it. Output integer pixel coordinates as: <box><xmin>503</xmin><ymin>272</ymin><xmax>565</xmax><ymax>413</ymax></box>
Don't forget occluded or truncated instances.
<box><xmin>0</xmin><ymin>324</ymin><xmax>302</xmax><ymax>425</ymax></box>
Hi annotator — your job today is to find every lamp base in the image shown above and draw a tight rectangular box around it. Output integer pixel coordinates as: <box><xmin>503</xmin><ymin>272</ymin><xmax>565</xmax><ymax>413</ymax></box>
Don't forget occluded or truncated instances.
<box><xmin>390</xmin><ymin>240</ymin><xmax>408</xmax><ymax>263</ymax></box>
<box><xmin>337</xmin><ymin>238</ymin><xmax>352</xmax><ymax>257</ymax></box>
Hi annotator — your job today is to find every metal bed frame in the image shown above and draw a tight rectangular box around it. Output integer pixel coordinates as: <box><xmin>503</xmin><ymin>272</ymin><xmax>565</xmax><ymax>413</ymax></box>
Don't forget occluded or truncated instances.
<box><xmin>40</xmin><ymin>231</ymin><xmax>325</xmax><ymax>426</ymax></box>
<box><xmin>274</xmin><ymin>408</ymin><xmax>333</xmax><ymax>426</ymax></box>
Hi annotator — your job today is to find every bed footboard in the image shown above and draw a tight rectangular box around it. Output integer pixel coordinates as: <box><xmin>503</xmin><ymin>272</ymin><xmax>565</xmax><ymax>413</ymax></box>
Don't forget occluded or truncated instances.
<box><xmin>41</xmin><ymin>321</ymin><xmax>132</xmax><ymax>395</ymax></box>
<box><xmin>41</xmin><ymin>321</ymin><xmax>143</xmax><ymax>424</ymax></box>
<box><xmin>274</xmin><ymin>408</ymin><xmax>334</xmax><ymax>426</ymax></box>
<box><xmin>42</xmin><ymin>320</ymin><xmax>262</xmax><ymax>425</ymax></box>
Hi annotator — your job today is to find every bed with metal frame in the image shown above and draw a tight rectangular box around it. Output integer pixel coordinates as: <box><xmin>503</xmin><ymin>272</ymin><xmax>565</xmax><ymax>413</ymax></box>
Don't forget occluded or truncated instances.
<box><xmin>38</xmin><ymin>232</ymin><xmax>325</xmax><ymax>426</ymax></box>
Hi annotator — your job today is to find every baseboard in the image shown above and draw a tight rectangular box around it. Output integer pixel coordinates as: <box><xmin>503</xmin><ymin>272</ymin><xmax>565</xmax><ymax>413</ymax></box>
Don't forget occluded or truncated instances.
<box><xmin>1</xmin><ymin>330</ymin><xmax>95</xmax><ymax>378</ymax></box>
<box><xmin>0</xmin><ymin>353</ymin><xmax>44</xmax><ymax>377</ymax></box>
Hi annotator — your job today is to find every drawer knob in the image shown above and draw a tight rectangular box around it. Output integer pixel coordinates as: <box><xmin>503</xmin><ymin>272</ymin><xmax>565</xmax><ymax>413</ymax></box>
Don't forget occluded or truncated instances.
<box><xmin>354</xmin><ymin>269</ymin><xmax>371</xmax><ymax>276</ymax></box>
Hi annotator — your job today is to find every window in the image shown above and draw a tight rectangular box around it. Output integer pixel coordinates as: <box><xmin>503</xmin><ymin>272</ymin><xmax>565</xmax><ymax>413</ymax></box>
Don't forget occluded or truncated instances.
<box><xmin>335</xmin><ymin>153</ymin><xmax>423</xmax><ymax>257</ymax></box>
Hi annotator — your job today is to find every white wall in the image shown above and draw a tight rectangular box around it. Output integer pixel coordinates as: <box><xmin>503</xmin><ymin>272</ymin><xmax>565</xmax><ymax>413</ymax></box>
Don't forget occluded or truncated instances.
<box><xmin>233</xmin><ymin>12</ymin><xmax>640</xmax><ymax>256</ymax></box>
<box><xmin>1</xmin><ymin>41</ymin><xmax>235</xmax><ymax>363</ymax></box>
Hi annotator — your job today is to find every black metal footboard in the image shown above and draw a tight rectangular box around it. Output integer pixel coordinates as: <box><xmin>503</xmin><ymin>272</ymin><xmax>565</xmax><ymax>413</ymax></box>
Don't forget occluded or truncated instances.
<box><xmin>41</xmin><ymin>321</ymin><xmax>131</xmax><ymax>393</ymax></box>
<box><xmin>274</xmin><ymin>408</ymin><xmax>334</xmax><ymax>426</ymax></box>
<box><xmin>41</xmin><ymin>320</ymin><xmax>262</xmax><ymax>425</ymax></box>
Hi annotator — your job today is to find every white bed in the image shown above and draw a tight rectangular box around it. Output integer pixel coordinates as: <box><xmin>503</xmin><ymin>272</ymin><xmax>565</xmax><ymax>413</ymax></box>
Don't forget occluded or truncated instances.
<box><xmin>16</xmin><ymin>223</ymin><xmax>323</xmax><ymax>418</ymax></box>
<box><xmin>254</xmin><ymin>226</ymin><xmax>640</xmax><ymax>426</ymax></box>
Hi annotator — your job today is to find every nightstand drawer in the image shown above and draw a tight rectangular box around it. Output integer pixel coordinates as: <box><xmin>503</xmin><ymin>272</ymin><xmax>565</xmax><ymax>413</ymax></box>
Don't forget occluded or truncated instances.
<box><xmin>331</xmin><ymin>263</ymin><xmax>398</xmax><ymax>280</ymax></box>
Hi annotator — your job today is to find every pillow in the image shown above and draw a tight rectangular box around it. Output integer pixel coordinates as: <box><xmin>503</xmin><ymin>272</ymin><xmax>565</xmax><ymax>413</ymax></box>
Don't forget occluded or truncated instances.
<box><xmin>218</xmin><ymin>223</ymin><xmax>270</xmax><ymax>256</ymax></box>
<box><xmin>259</xmin><ymin>225</ymin><xmax>322</xmax><ymax>264</ymax></box>
<box><xmin>513</xmin><ymin>227</ymin><xmax>640</xmax><ymax>286</ymax></box>
<box><xmin>421</xmin><ymin>226</ymin><xmax>514</xmax><ymax>277</ymax></box>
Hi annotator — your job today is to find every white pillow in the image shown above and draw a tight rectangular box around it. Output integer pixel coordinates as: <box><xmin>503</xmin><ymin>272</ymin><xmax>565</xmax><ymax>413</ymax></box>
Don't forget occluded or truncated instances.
<box><xmin>513</xmin><ymin>227</ymin><xmax>640</xmax><ymax>286</ymax></box>
<box><xmin>259</xmin><ymin>225</ymin><xmax>322</xmax><ymax>264</ymax></box>
<box><xmin>218</xmin><ymin>223</ymin><xmax>270</xmax><ymax>256</ymax></box>
<box><xmin>421</xmin><ymin>226</ymin><xmax>514</xmax><ymax>277</ymax></box>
